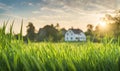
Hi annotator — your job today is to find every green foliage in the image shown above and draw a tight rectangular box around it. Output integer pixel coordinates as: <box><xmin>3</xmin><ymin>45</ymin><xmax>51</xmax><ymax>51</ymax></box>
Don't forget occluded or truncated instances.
<box><xmin>26</xmin><ymin>22</ymin><xmax>36</xmax><ymax>41</ymax></box>
<box><xmin>0</xmin><ymin>41</ymin><xmax>120</xmax><ymax>71</ymax></box>
<box><xmin>36</xmin><ymin>24</ymin><xmax>66</xmax><ymax>42</ymax></box>
<box><xmin>37</xmin><ymin>25</ymin><xmax>59</xmax><ymax>42</ymax></box>
<box><xmin>0</xmin><ymin>21</ymin><xmax>14</xmax><ymax>48</ymax></box>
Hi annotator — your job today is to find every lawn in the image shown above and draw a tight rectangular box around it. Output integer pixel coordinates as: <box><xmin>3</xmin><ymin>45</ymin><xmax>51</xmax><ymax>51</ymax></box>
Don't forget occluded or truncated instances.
<box><xmin>0</xmin><ymin>40</ymin><xmax>120</xmax><ymax>71</ymax></box>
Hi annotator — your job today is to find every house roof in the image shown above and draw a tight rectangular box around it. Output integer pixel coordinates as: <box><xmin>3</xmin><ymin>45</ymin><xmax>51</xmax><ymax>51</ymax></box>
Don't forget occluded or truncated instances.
<box><xmin>69</xmin><ymin>28</ymin><xmax>83</xmax><ymax>34</ymax></box>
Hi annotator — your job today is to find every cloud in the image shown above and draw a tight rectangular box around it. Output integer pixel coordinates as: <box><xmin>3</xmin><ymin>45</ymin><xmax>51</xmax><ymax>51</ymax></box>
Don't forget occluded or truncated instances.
<box><xmin>31</xmin><ymin>0</ymin><xmax>117</xmax><ymax>23</ymax></box>
<box><xmin>29</xmin><ymin>0</ymin><xmax>118</xmax><ymax>32</ymax></box>
<box><xmin>38</xmin><ymin>0</ymin><xmax>117</xmax><ymax>14</ymax></box>
<box><xmin>28</xmin><ymin>3</ymin><xmax>33</xmax><ymax>6</ymax></box>
<box><xmin>0</xmin><ymin>2</ymin><xmax>12</xmax><ymax>11</ymax></box>
<box><xmin>0</xmin><ymin>0</ymin><xmax>119</xmax><ymax>33</ymax></box>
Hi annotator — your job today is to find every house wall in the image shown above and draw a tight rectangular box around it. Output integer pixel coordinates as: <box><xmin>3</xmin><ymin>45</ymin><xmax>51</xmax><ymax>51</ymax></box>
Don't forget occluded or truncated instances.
<box><xmin>79</xmin><ymin>32</ymin><xmax>86</xmax><ymax>41</ymax></box>
<box><xmin>65</xmin><ymin>30</ymin><xmax>76</xmax><ymax>41</ymax></box>
<box><xmin>65</xmin><ymin>30</ymin><xmax>86</xmax><ymax>41</ymax></box>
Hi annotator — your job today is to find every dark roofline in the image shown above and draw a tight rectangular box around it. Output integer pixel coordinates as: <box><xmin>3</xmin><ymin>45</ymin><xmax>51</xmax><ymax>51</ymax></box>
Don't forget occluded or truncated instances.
<box><xmin>68</xmin><ymin>28</ymin><xmax>83</xmax><ymax>34</ymax></box>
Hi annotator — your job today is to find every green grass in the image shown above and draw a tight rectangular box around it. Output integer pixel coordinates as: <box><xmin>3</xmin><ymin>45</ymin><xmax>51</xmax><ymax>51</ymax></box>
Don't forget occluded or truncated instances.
<box><xmin>0</xmin><ymin>22</ymin><xmax>120</xmax><ymax>71</ymax></box>
<box><xmin>0</xmin><ymin>40</ymin><xmax>120</xmax><ymax>71</ymax></box>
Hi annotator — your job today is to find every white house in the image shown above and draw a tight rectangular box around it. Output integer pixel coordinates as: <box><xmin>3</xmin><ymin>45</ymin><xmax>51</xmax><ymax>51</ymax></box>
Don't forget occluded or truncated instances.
<box><xmin>65</xmin><ymin>29</ymin><xmax>86</xmax><ymax>41</ymax></box>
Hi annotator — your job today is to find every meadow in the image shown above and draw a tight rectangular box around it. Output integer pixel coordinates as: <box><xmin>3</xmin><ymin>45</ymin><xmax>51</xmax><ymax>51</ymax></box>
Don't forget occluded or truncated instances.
<box><xmin>1</xmin><ymin>40</ymin><xmax>120</xmax><ymax>71</ymax></box>
<box><xmin>0</xmin><ymin>24</ymin><xmax>120</xmax><ymax>71</ymax></box>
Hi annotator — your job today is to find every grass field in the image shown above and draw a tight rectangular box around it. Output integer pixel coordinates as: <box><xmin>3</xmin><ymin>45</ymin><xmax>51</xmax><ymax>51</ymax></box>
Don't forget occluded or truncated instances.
<box><xmin>0</xmin><ymin>40</ymin><xmax>120</xmax><ymax>71</ymax></box>
<box><xmin>0</xmin><ymin>25</ymin><xmax>120</xmax><ymax>71</ymax></box>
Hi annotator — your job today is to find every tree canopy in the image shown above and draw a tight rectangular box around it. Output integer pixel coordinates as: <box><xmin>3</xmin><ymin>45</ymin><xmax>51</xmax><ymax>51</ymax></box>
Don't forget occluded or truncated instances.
<box><xmin>26</xmin><ymin>22</ymin><xmax>36</xmax><ymax>41</ymax></box>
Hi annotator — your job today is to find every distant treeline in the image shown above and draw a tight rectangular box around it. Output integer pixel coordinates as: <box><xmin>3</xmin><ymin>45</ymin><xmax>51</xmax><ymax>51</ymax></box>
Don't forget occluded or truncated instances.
<box><xmin>85</xmin><ymin>10</ymin><xmax>120</xmax><ymax>42</ymax></box>
<box><xmin>14</xmin><ymin>23</ymin><xmax>67</xmax><ymax>42</ymax></box>
<box><xmin>14</xmin><ymin>10</ymin><xmax>120</xmax><ymax>42</ymax></box>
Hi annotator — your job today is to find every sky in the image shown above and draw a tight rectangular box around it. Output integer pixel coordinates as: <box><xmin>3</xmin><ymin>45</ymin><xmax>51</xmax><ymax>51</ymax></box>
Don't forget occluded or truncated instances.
<box><xmin>0</xmin><ymin>0</ymin><xmax>119</xmax><ymax>35</ymax></box>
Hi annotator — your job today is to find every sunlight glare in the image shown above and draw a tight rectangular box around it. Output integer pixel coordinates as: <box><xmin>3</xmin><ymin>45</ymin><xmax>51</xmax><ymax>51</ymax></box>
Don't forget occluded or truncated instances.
<box><xmin>99</xmin><ymin>21</ymin><xmax>106</xmax><ymax>27</ymax></box>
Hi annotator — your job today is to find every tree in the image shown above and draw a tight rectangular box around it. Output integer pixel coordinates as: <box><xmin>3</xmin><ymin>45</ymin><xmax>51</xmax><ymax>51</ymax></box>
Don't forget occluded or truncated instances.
<box><xmin>26</xmin><ymin>22</ymin><xmax>36</xmax><ymax>41</ymax></box>
<box><xmin>87</xmin><ymin>24</ymin><xmax>93</xmax><ymax>31</ymax></box>
<box><xmin>85</xmin><ymin>24</ymin><xmax>94</xmax><ymax>41</ymax></box>
<box><xmin>94</xmin><ymin>24</ymin><xmax>104</xmax><ymax>36</ymax></box>
<box><xmin>55</xmin><ymin>23</ymin><xmax>60</xmax><ymax>29</ymax></box>
<box><xmin>102</xmin><ymin>10</ymin><xmax>120</xmax><ymax>38</ymax></box>
<box><xmin>37</xmin><ymin>24</ymin><xmax>59</xmax><ymax>42</ymax></box>
<box><xmin>58</xmin><ymin>28</ymin><xmax>67</xmax><ymax>41</ymax></box>
<box><xmin>85</xmin><ymin>24</ymin><xmax>94</xmax><ymax>36</ymax></box>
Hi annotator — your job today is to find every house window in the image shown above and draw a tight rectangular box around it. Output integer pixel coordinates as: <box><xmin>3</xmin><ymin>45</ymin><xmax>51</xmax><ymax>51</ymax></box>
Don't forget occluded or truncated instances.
<box><xmin>71</xmin><ymin>37</ymin><xmax>73</xmax><ymax>40</ymax></box>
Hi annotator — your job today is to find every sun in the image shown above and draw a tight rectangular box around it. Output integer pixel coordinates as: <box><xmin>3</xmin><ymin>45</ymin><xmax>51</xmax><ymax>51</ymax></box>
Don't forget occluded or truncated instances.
<box><xmin>99</xmin><ymin>21</ymin><xmax>106</xmax><ymax>27</ymax></box>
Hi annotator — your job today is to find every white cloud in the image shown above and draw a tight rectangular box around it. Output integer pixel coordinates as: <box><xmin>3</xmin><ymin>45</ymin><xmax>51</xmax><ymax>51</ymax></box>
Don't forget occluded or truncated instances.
<box><xmin>28</xmin><ymin>3</ymin><xmax>33</xmax><ymax>6</ymax></box>
<box><xmin>0</xmin><ymin>2</ymin><xmax>12</xmax><ymax>11</ymax></box>
<box><xmin>39</xmin><ymin>0</ymin><xmax>117</xmax><ymax>13</ymax></box>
